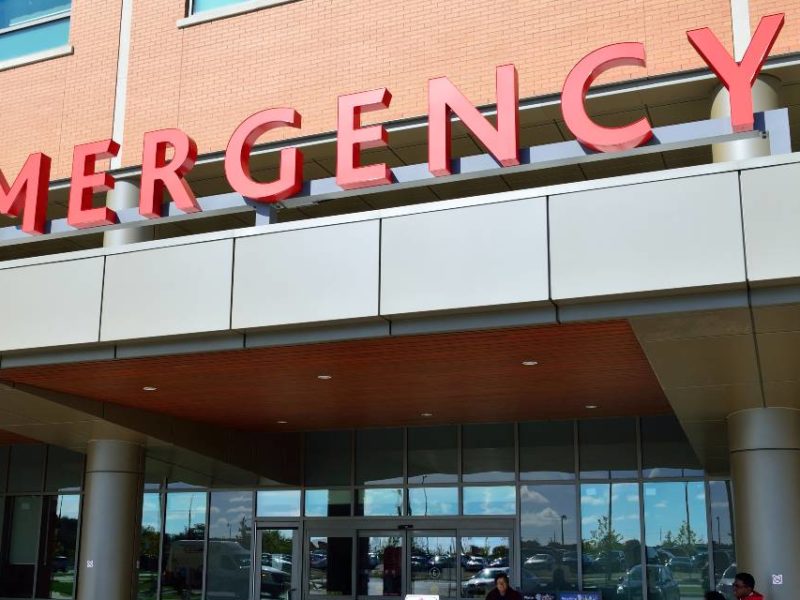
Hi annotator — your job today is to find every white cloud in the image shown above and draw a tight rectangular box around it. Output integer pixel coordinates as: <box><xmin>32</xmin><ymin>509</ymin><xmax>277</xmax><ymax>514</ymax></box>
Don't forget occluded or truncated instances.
<box><xmin>581</xmin><ymin>495</ymin><xmax>606</xmax><ymax>507</ymax></box>
<box><xmin>520</xmin><ymin>488</ymin><xmax>549</xmax><ymax>505</ymax></box>
<box><xmin>521</xmin><ymin>507</ymin><xmax>561</xmax><ymax>527</ymax></box>
<box><xmin>654</xmin><ymin>502</ymin><xmax>667</xmax><ymax>509</ymax></box>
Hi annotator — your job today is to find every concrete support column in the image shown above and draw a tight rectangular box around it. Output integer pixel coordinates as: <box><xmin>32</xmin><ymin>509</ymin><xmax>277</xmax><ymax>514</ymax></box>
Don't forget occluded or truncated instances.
<box><xmin>728</xmin><ymin>408</ymin><xmax>800</xmax><ymax>599</ymax></box>
<box><xmin>711</xmin><ymin>75</ymin><xmax>782</xmax><ymax>162</ymax></box>
<box><xmin>103</xmin><ymin>180</ymin><xmax>153</xmax><ymax>247</ymax></box>
<box><xmin>77</xmin><ymin>440</ymin><xmax>145</xmax><ymax>600</ymax></box>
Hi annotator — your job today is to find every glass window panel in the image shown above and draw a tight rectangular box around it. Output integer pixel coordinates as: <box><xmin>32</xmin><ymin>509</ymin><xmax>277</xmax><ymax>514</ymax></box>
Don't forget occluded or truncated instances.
<box><xmin>207</xmin><ymin>491</ymin><xmax>253</xmax><ymax>600</ymax></box>
<box><xmin>308</xmin><ymin>536</ymin><xmax>353</xmax><ymax>596</ymax></box>
<box><xmin>356</xmin><ymin>428</ymin><xmax>403</xmax><ymax>485</ymax></box>
<box><xmin>410</xmin><ymin>534</ymin><xmax>456</xmax><ymax>597</ymax></box>
<box><xmin>463</xmin><ymin>486</ymin><xmax>516</xmax><ymax>516</ymax></box>
<box><xmin>36</xmin><ymin>494</ymin><xmax>80</xmax><ymax>599</ymax></box>
<box><xmin>305</xmin><ymin>431</ymin><xmax>352</xmax><ymax>487</ymax></box>
<box><xmin>192</xmin><ymin>0</ymin><xmax>246</xmax><ymax>14</ymax></box>
<box><xmin>305</xmin><ymin>489</ymin><xmax>351</xmax><ymax>517</ymax></box>
<box><xmin>257</xmin><ymin>490</ymin><xmax>301</xmax><ymax>517</ymax></box>
<box><xmin>259</xmin><ymin>529</ymin><xmax>295</xmax><ymax>600</ymax></box>
<box><xmin>643</xmin><ymin>482</ymin><xmax>708</xmax><ymax>600</ymax></box>
<box><xmin>579</xmin><ymin>419</ymin><xmax>638</xmax><ymax>479</ymax></box>
<box><xmin>356</xmin><ymin>488</ymin><xmax>404</xmax><ymax>517</ymax></box>
<box><xmin>139</xmin><ymin>493</ymin><xmax>161</xmax><ymax>600</ymax></box>
<box><xmin>8</xmin><ymin>444</ymin><xmax>45</xmax><ymax>493</ymax></box>
<box><xmin>0</xmin><ymin>495</ymin><xmax>41</xmax><ymax>597</ymax></box>
<box><xmin>0</xmin><ymin>17</ymin><xmax>69</xmax><ymax>61</ymax></box>
<box><xmin>161</xmin><ymin>492</ymin><xmax>207</xmax><ymax>600</ymax></box>
<box><xmin>408</xmin><ymin>426</ymin><xmax>458</xmax><ymax>484</ymax></box>
<box><xmin>408</xmin><ymin>487</ymin><xmax>458</xmax><ymax>517</ymax></box>
<box><xmin>358</xmin><ymin>535</ymin><xmax>403</xmax><ymax>596</ymax></box>
<box><xmin>460</xmin><ymin>536</ymin><xmax>511</xmax><ymax>597</ymax></box>
<box><xmin>0</xmin><ymin>0</ymin><xmax>70</xmax><ymax>27</ymax></box>
<box><xmin>45</xmin><ymin>446</ymin><xmax>84</xmax><ymax>493</ymax></box>
<box><xmin>708</xmin><ymin>481</ymin><xmax>736</xmax><ymax>591</ymax></box>
<box><xmin>463</xmin><ymin>424</ymin><xmax>515</xmax><ymax>482</ymax></box>
<box><xmin>519</xmin><ymin>421</ymin><xmax>576</xmax><ymax>481</ymax></box>
<box><xmin>520</xmin><ymin>484</ymin><xmax>578</xmax><ymax>596</ymax></box>
<box><xmin>641</xmin><ymin>416</ymin><xmax>704</xmax><ymax>478</ymax></box>
<box><xmin>581</xmin><ymin>483</ymin><xmax>642</xmax><ymax>600</ymax></box>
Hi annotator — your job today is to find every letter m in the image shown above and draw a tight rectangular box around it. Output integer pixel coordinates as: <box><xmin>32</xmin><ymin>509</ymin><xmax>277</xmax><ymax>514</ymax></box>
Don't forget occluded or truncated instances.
<box><xmin>0</xmin><ymin>153</ymin><xmax>51</xmax><ymax>235</ymax></box>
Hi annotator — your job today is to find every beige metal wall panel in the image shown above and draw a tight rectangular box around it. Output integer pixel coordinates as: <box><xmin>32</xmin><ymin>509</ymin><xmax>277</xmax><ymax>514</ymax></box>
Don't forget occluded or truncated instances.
<box><xmin>0</xmin><ymin>258</ymin><xmax>104</xmax><ymax>352</ymax></box>
<box><xmin>550</xmin><ymin>172</ymin><xmax>745</xmax><ymax>301</ymax></box>
<box><xmin>232</xmin><ymin>221</ymin><xmax>380</xmax><ymax>329</ymax></box>
<box><xmin>741</xmin><ymin>162</ymin><xmax>800</xmax><ymax>283</ymax></box>
<box><xmin>100</xmin><ymin>241</ymin><xmax>234</xmax><ymax>341</ymax></box>
<box><xmin>380</xmin><ymin>198</ymin><xmax>549</xmax><ymax>316</ymax></box>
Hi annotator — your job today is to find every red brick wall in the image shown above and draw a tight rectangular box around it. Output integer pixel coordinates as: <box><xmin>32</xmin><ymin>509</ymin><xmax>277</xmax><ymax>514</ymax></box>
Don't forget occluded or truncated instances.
<box><xmin>121</xmin><ymin>0</ymin><xmax>735</xmax><ymax>167</ymax></box>
<box><xmin>751</xmin><ymin>0</ymin><xmax>800</xmax><ymax>56</ymax></box>
<box><xmin>0</xmin><ymin>0</ymin><xmax>122</xmax><ymax>179</ymax></box>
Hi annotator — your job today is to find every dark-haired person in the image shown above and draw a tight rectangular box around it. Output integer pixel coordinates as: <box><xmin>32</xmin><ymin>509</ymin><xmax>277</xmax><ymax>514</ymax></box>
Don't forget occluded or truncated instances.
<box><xmin>733</xmin><ymin>572</ymin><xmax>763</xmax><ymax>600</ymax></box>
<box><xmin>485</xmin><ymin>573</ymin><xmax>522</xmax><ymax>600</ymax></box>
<box><xmin>705</xmin><ymin>591</ymin><xmax>726</xmax><ymax>600</ymax></box>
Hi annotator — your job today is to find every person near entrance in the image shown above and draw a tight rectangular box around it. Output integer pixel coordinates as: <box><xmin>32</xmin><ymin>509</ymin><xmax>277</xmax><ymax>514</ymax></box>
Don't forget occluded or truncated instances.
<box><xmin>485</xmin><ymin>573</ymin><xmax>522</xmax><ymax>600</ymax></box>
<box><xmin>733</xmin><ymin>573</ymin><xmax>764</xmax><ymax>600</ymax></box>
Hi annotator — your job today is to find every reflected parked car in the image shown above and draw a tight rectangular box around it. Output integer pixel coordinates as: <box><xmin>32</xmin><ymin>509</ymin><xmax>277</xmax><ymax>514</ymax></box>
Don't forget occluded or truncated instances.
<box><xmin>411</xmin><ymin>554</ymin><xmax>431</xmax><ymax>571</ymax></box>
<box><xmin>616</xmin><ymin>565</ymin><xmax>680</xmax><ymax>600</ymax></box>
<box><xmin>489</xmin><ymin>557</ymin><xmax>509</xmax><ymax>568</ymax></box>
<box><xmin>464</xmin><ymin>555</ymin><xmax>488</xmax><ymax>571</ymax></box>
<box><xmin>461</xmin><ymin>567</ymin><xmax>510</xmax><ymax>597</ymax></box>
<box><xmin>716</xmin><ymin>563</ymin><xmax>737</xmax><ymax>600</ymax></box>
<box><xmin>524</xmin><ymin>554</ymin><xmax>555</xmax><ymax>571</ymax></box>
<box><xmin>261</xmin><ymin>565</ymin><xmax>291</xmax><ymax>599</ymax></box>
<box><xmin>592</xmin><ymin>550</ymin><xmax>626</xmax><ymax>572</ymax></box>
<box><xmin>310</xmin><ymin>551</ymin><xmax>327</xmax><ymax>569</ymax></box>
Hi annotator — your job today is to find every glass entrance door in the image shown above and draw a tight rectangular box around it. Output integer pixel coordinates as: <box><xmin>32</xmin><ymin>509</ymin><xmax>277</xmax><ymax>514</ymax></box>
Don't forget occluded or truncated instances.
<box><xmin>256</xmin><ymin>527</ymin><xmax>300</xmax><ymax>600</ymax></box>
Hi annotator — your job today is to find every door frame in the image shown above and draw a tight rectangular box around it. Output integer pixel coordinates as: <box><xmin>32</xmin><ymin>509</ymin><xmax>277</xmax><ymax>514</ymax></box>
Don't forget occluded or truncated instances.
<box><xmin>301</xmin><ymin>518</ymin><xmax>516</xmax><ymax>600</ymax></box>
<box><xmin>253</xmin><ymin>521</ymin><xmax>302</xmax><ymax>600</ymax></box>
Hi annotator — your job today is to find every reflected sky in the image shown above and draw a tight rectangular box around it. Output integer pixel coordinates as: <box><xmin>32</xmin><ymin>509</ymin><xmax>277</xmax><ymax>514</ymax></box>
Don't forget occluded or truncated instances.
<box><xmin>580</xmin><ymin>483</ymin><xmax>641</xmax><ymax>543</ymax></box>
<box><xmin>209</xmin><ymin>491</ymin><xmax>252</xmax><ymax>540</ymax></box>
<box><xmin>165</xmin><ymin>492</ymin><xmax>207</xmax><ymax>535</ymax></box>
<box><xmin>463</xmin><ymin>486</ymin><xmax>515</xmax><ymax>515</ymax></box>
<box><xmin>142</xmin><ymin>493</ymin><xmax>161</xmax><ymax>531</ymax></box>
<box><xmin>409</xmin><ymin>487</ymin><xmax>458</xmax><ymax>516</ymax></box>
<box><xmin>257</xmin><ymin>490</ymin><xmax>301</xmax><ymax>517</ymax></box>
<box><xmin>521</xmin><ymin>485</ymin><xmax>577</xmax><ymax>544</ymax></box>
<box><xmin>56</xmin><ymin>494</ymin><xmax>80</xmax><ymax>520</ymax></box>
<box><xmin>643</xmin><ymin>481</ymin><xmax>707</xmax><ymax>546</ymax></box>
<box><xmin>359</xmin><ymin>488</ymin><xmax>404</xmax><ymax>516</ymax></box>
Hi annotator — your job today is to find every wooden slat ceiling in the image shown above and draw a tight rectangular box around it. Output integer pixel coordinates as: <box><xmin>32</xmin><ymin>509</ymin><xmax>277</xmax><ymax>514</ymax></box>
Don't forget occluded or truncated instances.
<box><xmin>0</xmin><ymin>320</ymin><xmax>669</xmax><ymax>432</ymax></box>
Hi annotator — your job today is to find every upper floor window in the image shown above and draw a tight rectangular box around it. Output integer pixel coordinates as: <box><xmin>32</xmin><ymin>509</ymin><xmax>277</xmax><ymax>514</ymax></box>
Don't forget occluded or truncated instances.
<box><xmin>191</xmin><ymin>0</ymin><xmax>246</xmax><ymax>14</ymax></box>
<box><xmin>0</xmin><ymin>0</ymin><xmax>70</xmax><ymax>62</ymax></box>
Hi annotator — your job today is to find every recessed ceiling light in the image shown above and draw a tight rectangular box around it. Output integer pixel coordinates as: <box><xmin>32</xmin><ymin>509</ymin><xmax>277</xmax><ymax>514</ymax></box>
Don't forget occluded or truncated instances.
<box><xmin>277</xmin><ymin>420</ymin><xmax>288</xmax><ymax>424</ymax></box>
<box><xmin>585</xmin><ymin>405</ymin><xmax>598</xmax><ymax>409</ymax></box>
<box><xmin>522</xmin><ymin>360</ymin><xmax>539</xmax><ymax>366</ymax></box>
<box><xmin>317</xmin><ymin>375</ymin><xmax>332</xmax><ymax>380</ymax></box>
<box><xmin>142</xmin><ymin>386</ymin><xmax>157</xmax><ymax>392</ymax></box>
<box><xmin>421</xmin><ymin>412</ymin><xmax>433</xmax><ymax>417</ymax></box>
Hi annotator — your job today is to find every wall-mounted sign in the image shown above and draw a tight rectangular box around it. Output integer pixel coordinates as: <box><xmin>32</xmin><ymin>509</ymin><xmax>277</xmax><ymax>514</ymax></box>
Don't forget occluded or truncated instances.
<box><xmin>0</xmin><ymin>14</ymin><xmax>786</xmax><ymax>239</ymax></box>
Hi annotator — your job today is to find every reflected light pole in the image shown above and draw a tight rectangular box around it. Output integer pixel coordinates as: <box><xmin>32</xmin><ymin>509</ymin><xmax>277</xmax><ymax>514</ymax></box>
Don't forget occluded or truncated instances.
<box><xmin>560</xmin><ymin>515</ymin><xmax>567</xmax><ymax>546</ymax></box>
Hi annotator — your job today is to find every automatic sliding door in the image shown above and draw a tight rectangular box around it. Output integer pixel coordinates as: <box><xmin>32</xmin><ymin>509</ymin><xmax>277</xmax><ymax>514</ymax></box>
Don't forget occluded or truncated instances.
<box><xmin>307</xmin><ymin>534</ymin><xmax>354</xmax><ymax>598</ymax></box>
<box><xmin>357</xmin><ymin>532</ymin><xmax>403</xmax><ymax>598</ymax></box>
<box><xmin>459</xmin><ymin>532</ymin><xmax>513</xmax><ymax>598</ymax></box>
<box><xmin>409</xmin><ymin>532</ymin><xmax>457</xmax><ymax>599</ymax></box>
<box><xmin>256</xmin><ymin>527</ymin><xmax>300</xmax><ymax>600</ymax></box>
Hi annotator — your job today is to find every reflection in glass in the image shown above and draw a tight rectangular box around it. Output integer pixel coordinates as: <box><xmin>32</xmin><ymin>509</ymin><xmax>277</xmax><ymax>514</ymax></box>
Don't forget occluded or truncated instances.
<box><xmin>410</xmin><ymin>535</ymin><xmax>457</xmax><ymax>597</ymax></box>
<box><xmin>708</xmin><ymin>481</ymin><xmax>736</xmax><ymax>589</ymax></box>
<box><xmin>305</xmin><ymin>431</ymin><xmax>352</xmax><ymax>487</ymax></box>
<box><xmin>463</xmin><ymin>486</ymin><xmax>515</xmax><ymax>516</ymax></box>
<box><xmin>309</xmin><ymin>536</ymin><xmax>353</xmax><ymax>596</ymax></box>
<box><xmin>161</xmin><ymin>492</ymin><xmax>207</xmax><ymax>600</ymax></box>
<box><xmin>257</xmin><ymin>490</ymin><xmax>301</xmax><ymax>517</ymax></box>
<box><xmin>356</xmin><ymin>489</ymin><xmax>404</xmax><ymax>516</ymax></box>
<box><xmin>408</xmin><ymin>426</ymin><xmax>458</xmax><ymax>484</ymax></box>
<box><xmin>207</xmin><ymin>492</ymin><xmax>253</xmax><ymax>600</ymax></box>
<box><xmin>44</xmin><ymin>446</ymin><xmax>84</xmax><ymax>493</ymax></box>
<box><xmin>0</xmin><ymin>495</ymin><xmax>41</xmax><ymax>597</ymax></box>
<box><xmin>36</xmin><ymin>494</ymin><xmax>80</xmax><ymax>599</ymax></box>
<box><xmin>8</xmin><ymin>444</ymin><xmax>45</xmax><ymax>493</ymax></box>
<box><xmin>581</xmin><ymin>483</ymin><xmax>642</xmax><ymax>600</ymax></box>
<box><xmin>305</xmin><ymin>489</ymin><xmax>351</xmax><ymax>517</ymax></box>
<box><xmin>462</xmin><ymin>424</ymin><xmax>515</xmax><ymax>482</ymax></box>
<box><xmin>644</xmin><ymin>482</ymin><xmax>708</xmax><ymax>600</ymax></box>
<box><xmin>357</xmin><ymin>535</ymin><xmax>402</xmax><ymax>596</ymax></box>
<box><xmin>408</xmin><ymin>488</ymin><xmax>458</xmax><ymax>517</ymax></box>
<box><xmin>460</xmin><ymin>536</ymin><xmax>511</xmax><ymax>597</ymax></box>
<box><xmin>520</xmin><ymin>485</ymin><xmax>577</xmax><ymax>597</ymax></box>
<box><xmin>138</xmin><ymin>493</ymin><xmax>161</xmax><ymax>600</ymax></box>
<box><xmin>641</xmin><ymin>416</ymin><xmax>703</xmax><ymax>478</ymax></box>
<box><xmin>520</xmin><ymin>421</ymin><xmax>576</xmax><ymax>480</ymax></box>
<box><xmin>260</xmin><ymin>529</ymin><xmax>295</xmax><ymax>600</ymax></box>
<box><xmin>0</xmin><ymin>446</ymin><xmax>8</xmax><ymax>492</ymax></box>
<box><xmin>356</xmin><ymin>428</ymin><xmax>403</xmax><ymax>485</ymax></box>
<box><xmin>579</xmin><ymin>419</ymin><xmax>638</xmax><ymax>479</ymax></box>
